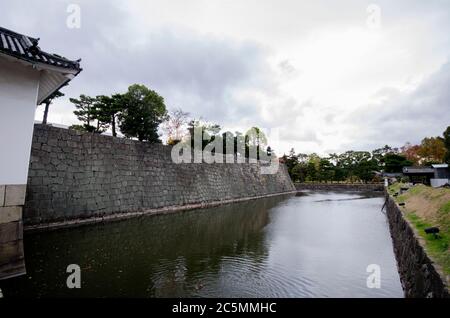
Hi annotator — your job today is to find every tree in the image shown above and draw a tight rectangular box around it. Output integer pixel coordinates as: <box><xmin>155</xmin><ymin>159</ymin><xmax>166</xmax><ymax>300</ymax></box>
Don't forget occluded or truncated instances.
<box><xmin>401</xmin><ymin>142</ymin><xmax>421</xmax><ymax>165</ymax></box>
<box><xmin>306</xmin><ymin>160</ymin><xmax>318</xmax><ymax>181</ymax></box>
<box><xmin>234</xmin><ymin>131</ymin><xmax>245</xmax><ymax>158</ymax></box>
<box><xmin>284</xmin><ymin>148</ymin><xmax>299</xmax><ymax>177</ymax></box>
<box><xmin>318</xmin><ymin>158</ymin><xmax>334</xmax><ymax>182</ymax></box>
<box><xmin>384</xmin><ymin>153</ymin><xmax>412</xmax><ymax>173</ymax></box>
<box><xmin>372</xmin><ymin>145</ymin><xmax>396</xmax><ymax>166</ymax></box>
<box><xmin>163</xmin><ymin>108</ymin><xmax>190</xmax><ymax>145</ymax></box>
<box><xmin>221</xmin><ymin>131</ymin><xmax>235</xmax><ymax>155</ymax></box>
<box><xmin>443</xmin><ymin>126</ymin><xmax>450</xmax><ymax>164</ymax></box>
<box><xmin>245</xmin><ymin>127</ymin><xmax>267</xmax><ymax>160</ymax></box>
<box><xmin>417</xmin><ymin>136</ymin><xmax>446</xmax><ymax>163</ymax></box>
<box><xmin>281</xmin><ymin>148</ymin><xmax>303</xmax><ymax>180</ymax></box>
<box><xmin>245</xmin><ymin>127</ymin><xmax>267</xmax><ymax>148</ymax></box>
<box><xmin>118</xmin><ymin>84</ymin><xmax>168</xmax><ymax>142</ymax></box>
<box><xmin>94</xmin><ymin>94</ymin><xmax>124</xmax><ymax>137</ymax></box>
<box><xmin>291</xmin><ymin>163</ymin><xmax>307</xmax><ymax>182</ymax></box>
<box><xmin>354</xmin><ymin>159</ymin><xmax>378</xmax><ymax>183</ymax></box>
<box><xmin>70</xmin><ymin>94</ymin><xmax>99</xmax><ymax>132</ymax></box>
<box><xmin>187</xmin><ymin>119</ymin><xmax>221</xmax><ymax>150</ymax></box>
<box><xmin>40</xmin><ymin>91</ymin><xmax>64</xmax><ymax>124</ymax></box>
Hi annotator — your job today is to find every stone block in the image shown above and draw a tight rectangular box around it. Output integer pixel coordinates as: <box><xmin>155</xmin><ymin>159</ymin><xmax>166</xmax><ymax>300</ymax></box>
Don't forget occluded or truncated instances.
<box><xmin>0</xmin><ymin>206</ymin><xmax>22</xmax><ymax>224</ymax></box>
<box><xmin>0</xmin><ymin>185</ymin><xmax>4</xmax><ymax>206</ymax></box>
<box><xmin>4</xmin><ymin>184</ymin><xmax>27</xmax><ymax>206</ymax></box>
<box><xmin>0</xmin><ymin>257</ymin><xmax>26</xmax><ymax>280</ymax></box>
<box><xmin>0</xmin><ymin>221</ymin><xmax>22</xmax><ymax>243</ymax></box>
<box><xmin>0</xmin><ymin>240</ymin><xmax>24</xmax><ymax>266</ymax></box>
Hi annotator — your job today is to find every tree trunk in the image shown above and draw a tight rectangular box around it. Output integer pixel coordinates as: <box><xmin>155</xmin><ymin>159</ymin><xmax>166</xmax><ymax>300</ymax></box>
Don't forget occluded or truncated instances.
<box><xmin>112</xmin><ymin>115</ymin><xmax>116</xmax><ymax>137</ymax></box>
<box><xmin>42</xmin><ymin>101</ymin><xmax>50</xmax><ymax>124</ymax></box>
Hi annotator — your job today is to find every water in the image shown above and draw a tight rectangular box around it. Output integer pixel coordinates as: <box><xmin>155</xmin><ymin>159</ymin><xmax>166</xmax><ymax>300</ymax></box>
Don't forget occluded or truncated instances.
<box><xmin>0</xmin><ymin>191</ymin><xmax>403</xmax><ymax>298</ymax></box>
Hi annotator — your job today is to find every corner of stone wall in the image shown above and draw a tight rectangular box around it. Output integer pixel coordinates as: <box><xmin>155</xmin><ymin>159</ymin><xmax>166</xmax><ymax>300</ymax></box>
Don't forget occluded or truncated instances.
<box><xmin>0</xmin><ymin>184</ymin><xmax>26</xmax><ymax>280</ymax></box>
<box><xmin>385</xmin><ymin>193</ymin><xmax>449</xmax><ymax>298</ymax></box>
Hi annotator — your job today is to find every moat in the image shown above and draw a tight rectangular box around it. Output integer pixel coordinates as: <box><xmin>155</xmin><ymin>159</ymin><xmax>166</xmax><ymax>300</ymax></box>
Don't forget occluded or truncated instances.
<box><xmin>0</xmin><ymin>191</ymin><xmax>403</xmax><ymax>297</ymax></box>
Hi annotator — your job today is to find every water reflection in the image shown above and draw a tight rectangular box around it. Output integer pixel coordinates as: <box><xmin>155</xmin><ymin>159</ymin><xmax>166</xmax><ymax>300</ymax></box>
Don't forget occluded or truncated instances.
<box><xmin>0</xmin><ymin>192</ymin><xmax>403</xmax><ymax>298</ymax></box>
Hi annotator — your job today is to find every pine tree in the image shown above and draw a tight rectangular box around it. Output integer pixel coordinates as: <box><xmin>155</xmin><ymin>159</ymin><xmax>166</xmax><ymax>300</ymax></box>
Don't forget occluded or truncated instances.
<box><xmin>40</xmin><ymin>91</ymin><xmax>64</xmax><ymax>124</ymax></box>
<box><xmin>69</xmin><ymin>94</ymin><xmax>99</xmax><ymax>132</ymax></box>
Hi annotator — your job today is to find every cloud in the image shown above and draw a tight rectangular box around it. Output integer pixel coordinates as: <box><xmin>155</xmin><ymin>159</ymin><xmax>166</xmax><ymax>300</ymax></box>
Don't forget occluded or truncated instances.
<box><xmin>1</xmin><ymin>0</ymin><xmax>449</xmax><ymax>155</ymax></box>
<box><xmin>1</xmin><ymin>0</ymin><xmax>279</xmax><ymax>130</ymax></box>
<box><xmin>346</xmin><ymin>60</ymin><xmax>450</xmax><ymax>150</ymax></box>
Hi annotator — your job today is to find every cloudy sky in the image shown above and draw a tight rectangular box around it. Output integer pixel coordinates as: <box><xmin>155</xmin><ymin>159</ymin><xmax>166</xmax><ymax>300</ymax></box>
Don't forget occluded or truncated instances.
<box><xmin>1</xmin><ymin>0</ymin><xmax>449</xmax><ymax>155</ymax></box>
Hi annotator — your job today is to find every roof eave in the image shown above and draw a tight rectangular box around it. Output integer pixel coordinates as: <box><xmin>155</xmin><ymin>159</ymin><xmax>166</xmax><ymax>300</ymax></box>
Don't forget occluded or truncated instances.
<box><xmin>37</xmin><ymin>67</ymin><xmax>82</xmax><ymax>105</ymax></box>
<box><xmin>0</xmin><ymin>50</ymin><xmax>81</xmax><ymax>74</ymax></box>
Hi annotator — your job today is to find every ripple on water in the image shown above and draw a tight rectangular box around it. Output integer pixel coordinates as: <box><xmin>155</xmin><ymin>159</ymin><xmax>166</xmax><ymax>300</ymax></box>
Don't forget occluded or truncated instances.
<box><xmin>1</xmin><ymin>191</ymin><xmax>403</xmax><ymax>298</ymax></box>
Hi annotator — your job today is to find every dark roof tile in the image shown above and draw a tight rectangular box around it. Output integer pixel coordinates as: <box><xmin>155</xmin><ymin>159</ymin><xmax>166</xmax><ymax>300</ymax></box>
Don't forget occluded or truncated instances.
<box><xmin>0</xmin><ymin>26</ymin><xmax>81</xmax><ymax>71</ymax></box>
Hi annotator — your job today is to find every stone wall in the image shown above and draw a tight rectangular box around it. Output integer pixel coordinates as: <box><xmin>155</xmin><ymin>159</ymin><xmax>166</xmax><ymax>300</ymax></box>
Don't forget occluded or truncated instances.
<box><xmin>0</xmin><ymin>184</ymin><xmax>26</xmax><ymax>279</ymax></box>
<box><xmin>385</xmin><ymin>194</ymin><xmax>449</xmax><ymax>298</ymax></box>
<box><xmin>295</xmin><ymin>183</ymin><xmax>383</xmax><ymax>191</ymax></box>
<box><xmin>23</xmin><ymin>125</ymin><xmax>295</xmax><ymax>228</ymax></box>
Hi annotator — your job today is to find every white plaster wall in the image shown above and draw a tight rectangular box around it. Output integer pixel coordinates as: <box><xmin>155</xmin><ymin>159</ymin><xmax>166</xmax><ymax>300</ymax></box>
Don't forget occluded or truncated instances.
<box><xmin>430</xmin><ymin>178</ymin><xmax>449</xmax><ymax>187</ymax></box>
<box><xmin>0</xmin><ymin>57</ymin><xmax>40</xmax><ymax>185</ymax></box>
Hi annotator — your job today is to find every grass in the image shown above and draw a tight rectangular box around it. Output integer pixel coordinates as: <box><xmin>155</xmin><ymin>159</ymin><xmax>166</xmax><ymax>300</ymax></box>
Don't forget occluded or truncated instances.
<box><xmin>406</xmin><ymin>212</ymin><xmax>450</xmax><ymax>274</ymax></box>
<box><xmin>440</xmin><ymin>201</ymin><xmax>450</xmax><ymax>214</ymax></box>
<box><xmin>387</xmin><ymin>182</ymin><xmax>402</xmax><ymax>195</ymax></box>
<box><xmin>388</xmin><ymin>183</ymin><xmax>450</xmax><ymax>275</ymax></box>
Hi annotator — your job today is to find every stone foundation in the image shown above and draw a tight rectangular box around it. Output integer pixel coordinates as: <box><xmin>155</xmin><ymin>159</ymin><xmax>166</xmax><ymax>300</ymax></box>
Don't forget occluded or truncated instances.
<box><xmin>385</xmin><ymin>194</ymin><xmax>449</xmax><ymax>298</ymax></box>
<box><xmin>0</xmin><ymin>184</ymin><xmax>26</xmax><ymax>280</ymax></box>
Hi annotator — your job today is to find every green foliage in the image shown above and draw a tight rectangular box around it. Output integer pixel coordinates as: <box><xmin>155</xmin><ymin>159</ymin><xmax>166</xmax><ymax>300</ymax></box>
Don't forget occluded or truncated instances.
<box><xmin>400</xmin><ymin>176</ymin><xmax>410</xmax><ymax>183</ymax></box>
<box><xmin>443</xmin><ymin>126</ymin><xmax>450</xmax><ymax>164</ymax></box>
<box><xmin>69</xmin><ymin>124</ymin><xmax>92</xmax><ymax>132</ymax></box>
<box><xmin>440</xmin><ymin>201</ymin><xmax>450</xmax><ymax>214</ymax></box>
<box><xmin>408</xmin><ymin>184</ymin><xmax>424</xmax><ymax>195</ymax></box>
<box><xmin>383</xmin><ymin>153</ymin><xmax>412</xmax><ymax>173</ymax></box>
<box><xmin>291</xmin><ymin>163</ymin><xmax>307</xmax><ymax>182</ymax></box>
<box><xmin>118</xmin><ymin>84</ymin><xmax>168</xmax><ymax>142</ymax></box>
<box><xmin>187</xmin><ymin>119</ymin><xmax>222</xmax><ymax>150</ymax></box>
<box><xmin>406</xmin><ymin>213</ymin><xmax>450</xmax><ymax>274</ymax></box>
<box><xmin>183</xmin><ymin>121</ymin><xmax>274</xmax><ymax>161</ymax></box>
<box><xmin>70</xmin><ymin>85</ymin><xmax>171</xmax><ymax>142</ymax></box>
<box><xmin>372</xmin><ymin>145</ymin><xmax>396</xmax><ymax>164</ymax></box>
<box><xmin>245</xmin><ymin>127</ymin><xmax>267</xmax><ymax>160</ymax></box>
<box><xmin>390</xmin><ymin>183</ymin><xmax>450</xmax><ymax>274</ymax></box>
<box><xmin>94</xmin><ymin>94</ymin><xmax>124</xmax><ymax>137</ymax></box>
<box><xmin>354</xmin><ymin>159</ymin><xmax>379</xmax><ymax>183</ymax></box>
<box><xmin>286</xmin><ymin>148</ymin><xmax>383</xmax><ymax>183</ymax></box>
<box><xmin>387</xmin><ymin>182</ymin><xmax>403</xmax><ymax>195</ymax></box>
<box><xmin>70</xmin><ymin>94</ymin><xmax>100</xmax><ymax>132</ymax></box>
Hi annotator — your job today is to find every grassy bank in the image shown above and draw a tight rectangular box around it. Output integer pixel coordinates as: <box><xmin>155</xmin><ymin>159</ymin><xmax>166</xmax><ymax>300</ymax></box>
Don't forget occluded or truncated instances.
<box><xmin>388</xmin><ymin>183</ymin><xmax>450</xmax><ymax>276</ymax></box>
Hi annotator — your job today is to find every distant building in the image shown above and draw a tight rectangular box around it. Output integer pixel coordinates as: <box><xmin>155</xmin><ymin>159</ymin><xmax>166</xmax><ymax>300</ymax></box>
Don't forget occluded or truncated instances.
<box><xmin>430</xmin><ymin>164</ymin><xmax>450</xmax><ymax>187</ymax></box>
<box><xmin>0</xmin><ymin>26</ymin><xmax>81</xmax><ymax>279</ymax></box>
<box><xmin>402</xmin><ymin>165</ymin><xmax>449</xmax><ymax>187</ymax></box>
<box><xmin>380</xmin><ymin>172</ymin><xmax>403</xmax><ymax>178</ymax></box>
